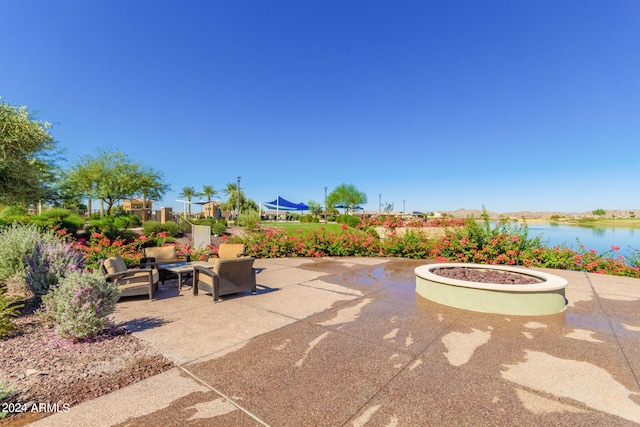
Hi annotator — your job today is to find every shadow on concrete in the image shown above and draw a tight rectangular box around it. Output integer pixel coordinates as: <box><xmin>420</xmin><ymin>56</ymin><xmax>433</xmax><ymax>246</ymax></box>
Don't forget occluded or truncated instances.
<box><xmin>119</xmin><ymin>316</ymin><xmax>168</xmax><ymax>333</ymax></box>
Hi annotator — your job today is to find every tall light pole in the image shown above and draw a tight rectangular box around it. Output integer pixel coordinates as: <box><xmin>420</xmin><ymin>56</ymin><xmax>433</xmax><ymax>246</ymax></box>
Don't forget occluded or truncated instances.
<box><xmin>236</xmin><ymin>175</ymin><xmax>241</xmax><ymax>221</ymax></box>
<box><xmin>324</xmin><ymin>186</ymin><xmax>327</xmax><ymax>215</ymax></box>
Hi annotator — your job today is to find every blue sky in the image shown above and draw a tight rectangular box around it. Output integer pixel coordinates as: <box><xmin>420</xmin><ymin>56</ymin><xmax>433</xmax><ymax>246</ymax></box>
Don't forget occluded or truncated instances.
<box><xmin>2</xmin><ymin>1</ymin><xmax>639</xmax><ymax>214</ymax></box>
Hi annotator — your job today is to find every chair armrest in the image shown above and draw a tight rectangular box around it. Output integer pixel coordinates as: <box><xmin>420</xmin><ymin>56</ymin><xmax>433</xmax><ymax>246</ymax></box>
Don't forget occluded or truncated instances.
<box><xmin>193</xmin><ymin>265</ymin><xmax>216</xmax><ymax>276</ymax></box>
<box><xmin>193</xmin><ymin>265</ymin><xmax>219</xmax><ymax>297</ymax></box>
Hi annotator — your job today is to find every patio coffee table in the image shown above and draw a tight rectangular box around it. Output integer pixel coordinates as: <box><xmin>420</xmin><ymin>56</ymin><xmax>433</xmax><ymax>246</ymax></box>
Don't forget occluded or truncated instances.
<box><xmin>161</xmin><ymin>261</ymin><xmax>216</xmax><ymax>291</ymax></box>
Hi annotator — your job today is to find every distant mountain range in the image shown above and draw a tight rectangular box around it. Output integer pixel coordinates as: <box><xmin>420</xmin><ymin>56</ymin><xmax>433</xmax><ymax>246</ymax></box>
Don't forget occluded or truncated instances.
<box><xmin>441</xmin><ymin>209</ymin><xmax>639</xmax><ymax>219</ymax></box>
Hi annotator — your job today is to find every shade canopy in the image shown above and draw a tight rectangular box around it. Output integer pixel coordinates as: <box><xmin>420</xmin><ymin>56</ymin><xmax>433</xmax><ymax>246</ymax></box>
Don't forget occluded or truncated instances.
<box><xmin>263</xmin><ymin>196</ymin><xmax>309</xmax><ymax>211</ymax></box>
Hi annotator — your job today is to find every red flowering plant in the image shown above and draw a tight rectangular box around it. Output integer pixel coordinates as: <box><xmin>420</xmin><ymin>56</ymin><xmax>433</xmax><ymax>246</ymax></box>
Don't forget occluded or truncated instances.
<box><xmin>381</xmin><ymin>229</ymin><xmax>432</xmax><ymax>258</ymax></box>
<box><xmin>534</xmin><ymin>243</ymin><xmax>640</xmax><ymax>278</ymax></box>
<box><xmin>77</xmin><ymin>232</ymin><xmax>145</xmax><ymax>271</ymax></box>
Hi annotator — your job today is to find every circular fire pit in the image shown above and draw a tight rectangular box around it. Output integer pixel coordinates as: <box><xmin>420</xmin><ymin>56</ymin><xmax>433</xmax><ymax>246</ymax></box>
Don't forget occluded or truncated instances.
<box><xmin>415</xmin><ymin>263</ymin><xmax>568</xmax><ymax>315</ymax></box>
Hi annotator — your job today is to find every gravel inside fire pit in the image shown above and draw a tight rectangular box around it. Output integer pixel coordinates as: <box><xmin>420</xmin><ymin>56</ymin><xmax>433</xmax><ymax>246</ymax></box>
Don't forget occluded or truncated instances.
<box><xmin>432</xmin><ymin>267</ymin><xmax>542</xmax><ymax>284</ymax></box>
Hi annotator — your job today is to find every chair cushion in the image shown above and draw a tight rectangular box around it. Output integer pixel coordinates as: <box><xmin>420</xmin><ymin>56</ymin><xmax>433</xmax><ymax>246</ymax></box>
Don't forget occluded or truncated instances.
<box><xmin>144</xmin><ymin>246</ymin><xmax>178</xmax><ymax>262</ymax></box>
<box><xmin>218</xmin><ymin>243</ymin><xmax>246</xmax><ymax>259</ymax></box>
<box><xmin>104</xmin><ymin>255</ymin><xmax>127</xmax><ymax>274</ymax></box>
<box><xmin>120</xmin><ymin>269</ymin><xmax>160</xmax><ymax>285</ymax></box>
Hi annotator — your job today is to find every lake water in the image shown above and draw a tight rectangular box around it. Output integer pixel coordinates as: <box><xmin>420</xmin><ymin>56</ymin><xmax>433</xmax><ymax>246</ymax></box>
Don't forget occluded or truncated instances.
<box><xmin>524</xmin><ymin>222</ymin><xmax>639</xmax><ymax>258</ymax></box>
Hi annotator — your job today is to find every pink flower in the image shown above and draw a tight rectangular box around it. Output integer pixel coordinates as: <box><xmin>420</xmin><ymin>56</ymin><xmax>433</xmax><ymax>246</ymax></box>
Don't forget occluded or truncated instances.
<box><xmin>158</xmin><ymin>231</ymin><xmax>168</xmax><ymax>238</ymax></box>
<box><xmin>611</xmin><ymin>245</ymin><xmax>620</xmax><ymax>251</ymax></box>
<box><xmin>139</xmin><ymin>235</ymin><xmax>148</xmax><ymax>241</ymax></box>
<box><xmin>341</xmin><ymin>224</ymin><xmax>348</xmax><ymax>230</ymax></box>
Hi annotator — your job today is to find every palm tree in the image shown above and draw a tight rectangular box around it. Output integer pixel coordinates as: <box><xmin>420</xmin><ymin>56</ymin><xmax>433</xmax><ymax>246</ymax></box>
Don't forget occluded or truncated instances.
<box><xmin>179</xmin><ymin>186</ymin><xmax>196</xmax><ymax>216</ymax></box>
<box><xmin>201</xmin><ymin>185</ymin><xmax>217</xmax><ymax>203</ymax></box>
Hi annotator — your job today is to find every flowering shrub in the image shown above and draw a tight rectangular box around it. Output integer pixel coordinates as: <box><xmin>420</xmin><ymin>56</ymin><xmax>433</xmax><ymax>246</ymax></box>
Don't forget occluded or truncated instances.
<box><xmin>77</xmin><ymin>232</ymin><xmax>145</xmax><ymax>271</ymax></box>
<box><xmin>239</xmin><ymin>227</ymin><xmax>379</xmax><ymax>258</ymax></box>
<box><xmin>382</xmin><ymin>230</ymin><xmax>433</xmax><ymax>258</ymax></box>
<box><xmin>235</xmin><ymin>215</ymin><xmax>640</xmax><ymax>278</ymax></box>
<box><xmin>359</xmin><ymin>215</ymin><xmax>465</xmax><ymax>229</ymax></box>
<box><xmin>40</xmin><ymin>270</ymin><xmax>120</xmax><ymax>341</ymax></box>
<box><xmin>25</xmin><ymin>239</ymin><xmax>84</xmax><ymax>296</ymax></box>
<box><xmin>0</xmin><ymin>223</ymin><xmax>59</xmax><ymax>284</ymax></box>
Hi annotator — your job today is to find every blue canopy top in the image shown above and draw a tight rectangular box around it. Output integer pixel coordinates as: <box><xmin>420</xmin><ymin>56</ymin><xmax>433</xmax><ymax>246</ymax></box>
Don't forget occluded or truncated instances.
<box><xmin>263</xmin><ymin>196</ymin><xmax>309</xmax><ymax>211</ymax></box>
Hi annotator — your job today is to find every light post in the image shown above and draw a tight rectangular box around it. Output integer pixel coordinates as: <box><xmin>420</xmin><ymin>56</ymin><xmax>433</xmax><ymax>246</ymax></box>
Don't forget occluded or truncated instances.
<box><xmin>324</xmin><ymin>186</ymin><xmax>327</xmax><ymax>216</ymax></box>
<box><xmin>236</xmin><ymin>175</ymin><xmax>241</xmax><ymax>221</ymax></box>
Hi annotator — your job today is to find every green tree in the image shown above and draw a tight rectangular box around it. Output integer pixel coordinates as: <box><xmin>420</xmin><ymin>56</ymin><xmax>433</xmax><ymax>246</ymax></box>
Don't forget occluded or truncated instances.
<box><xmin>0</xmin><ymin>101</ymin><xmax>59</xmax><ymax>205</ymax></box>
<box><xmin>63</xmin><ymin>153</ymin><xmax>104</xmax><ymax>216</ymax></box>
<box><xmin>201</xmin><ymin>185</ymin><xmax>218</xmax><ymax>203</ymax></box>
<box><xmin>592</xmin><ymin>208</ymin><xmax>606</xmax><ymax>216</ymax></box>
<box><xmin>307</xmin><ymin>200</ymin><xmax>322</xmax><ymax>217</ymax></box>
<box><xmin>222</xmin><ymin>182</ymin><xmax>241</xmax><ymax>217</ymax></box>
<box><xmin>221</xmin><ymin>182</ymin><xmax>258</xmax><ymax>217</ymax></box>
<box><xmin>64</xmin><ymin>149</ymin><xmax>167</xmax><ymax>216</ymax></box>
<box><xmin>179</xmin><ymin>186</ymin><xmax>197</xmax><ymax>216</ymax></box>
<box><xmin>135</xmin><ymin>166</ymin><xmax>170</xmax><ymax>221</ymax></box>
<box><xmin>326</xmin><ymin>183</ymin><xmax>367</xmax><ymax>214</ymax></box>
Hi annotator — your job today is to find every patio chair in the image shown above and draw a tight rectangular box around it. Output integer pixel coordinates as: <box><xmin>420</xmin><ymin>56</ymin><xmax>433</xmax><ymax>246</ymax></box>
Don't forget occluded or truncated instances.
<box><xmin>193</xmin><ymin>257</ymin><xmax>256</xmax><ymax>302</ymax></box>
<box><xmin>215</xmin><ymin>243</ymin><xmax>248</xmax><ymax>260</ymax></box>
<box><xmin>143</xmin><ymin>246</ymin><xmax>191</xmax><ymax>284</ymax></box>
<box><xmin>99</xmin><ymin>254</ymin><xmax>159</xmax><ymax>300</ymax></box>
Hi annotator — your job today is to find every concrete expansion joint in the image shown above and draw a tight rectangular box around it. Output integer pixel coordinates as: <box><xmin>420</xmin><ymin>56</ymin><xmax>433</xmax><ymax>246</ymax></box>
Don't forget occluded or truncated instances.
<box><xmin>585</xmin><ymin>273</ymin><xmax>640</xmax><ymax>390</ymax></box>
<box><xmin>179</xmin><ymin>366</ymin><xmax>271</xmax><ymax>427</ymax></box>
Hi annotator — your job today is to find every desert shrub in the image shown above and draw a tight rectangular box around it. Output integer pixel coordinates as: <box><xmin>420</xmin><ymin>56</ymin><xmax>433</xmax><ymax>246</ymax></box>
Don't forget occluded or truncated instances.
<box><xmin>239</xmin><ymin>210</ymin><xmax>260</xmax><ymax>232</ymax></box>
<box><xmin>87</xmin><ymin>216</ymin><xmax>114</xmax><ymax>232</ymax></box>
<box><xmin>165</xmin><ymin>221</ymin><xmax>179</xmax><ymax>236</ymax></box>
<box><xmin>30</xmin><ymin>208</ymin><xmax>84</xmax><ymax>235</ymax></box>
<box><xmin>141</xmin><ymin>220</ymin><xmax>162</xmax><ymax>234</ymax></box>
<box><xmin>113</xmin><ymin>216</ymin><xmax>131</xmax><ymax>229</ymax></box>
<box><xmin>0</xmin><ymin>291</ymin><xmax>22</xmax><ymax>338</ymax></box>
<box><xmin>300</xmin><ymin>214</ymin><xmax>319</xmax><ymax>223</ymax></box>
<box><xmin>114</xmin><ymin>212</ymin><xmax>141</xmax><ymax>228</ymax></box>
<box><xmin>336</xmin><ymin>214</ymin><xmax>361</xmax><ymax>229</ymax></box>
<box><xmin>0</xmin><ymin>379</ymin><xmax>15</xmax><ymax>400</ymax></box>
<box><xmin>194</xmin><ymin>218</ymin><xmax>217</xmax><ymax>227</ymax></box>
<box><xmin>0</xmin><ymin>223</ymin><xmax>58</xmax><ymax>284</ymax></box>
<box><xmin>192</xmin><ymin>218</ymin><xmax>226</xmax><ymax>235</ymax></box>
<box><xmin>25</xmin><ymin>239</ymin><xmax>84</xmax><ymax>296</ymax></box>
<box><xmin>40</xmin><ymin>270</ymin><xmax>120</xmax><ymax>341</ymax></box>
<box><xmin>143</xmin><ymin>221</ymin><xmax>178</xmax><ymax>236</ymax></box>
<box><xmin>211</xmin><ymin>222</ymin><xmax>227</xmax><ymax>236</ymax></box>
<box><xmin>0</xmin><ymin>205</ymin><xmax>28</xmax><ymax>218</ymax></box>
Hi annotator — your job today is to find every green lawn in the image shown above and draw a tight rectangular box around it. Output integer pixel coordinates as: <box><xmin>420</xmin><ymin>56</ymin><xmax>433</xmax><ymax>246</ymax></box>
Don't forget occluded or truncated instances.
<box><xmin>261</xmin><ymin>222</ymin><xmax>344</xmax><ymax>235</ymax></box>
<box><xmin>558</xmin><ymin>218</ymin><xmax>640</xmax><ymax>229</ymax></box>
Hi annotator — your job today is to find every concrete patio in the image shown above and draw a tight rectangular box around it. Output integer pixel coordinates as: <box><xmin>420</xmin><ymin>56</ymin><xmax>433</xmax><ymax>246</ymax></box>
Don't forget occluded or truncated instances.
<box><xmin>33</xmin><ymin>257</ymin><xmax>640</xmax><ymax>426</ymax></box>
